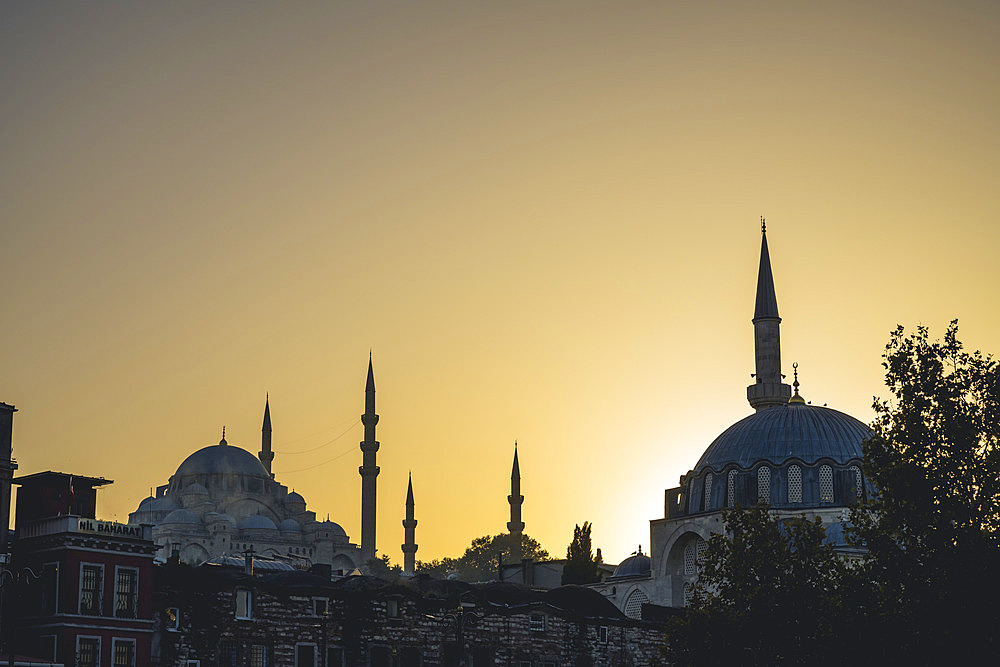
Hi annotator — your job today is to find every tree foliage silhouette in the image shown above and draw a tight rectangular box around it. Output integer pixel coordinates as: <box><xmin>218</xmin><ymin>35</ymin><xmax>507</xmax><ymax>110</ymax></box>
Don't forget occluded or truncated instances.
<box><xmin>664</xmin><ymin>505</ymin><xmax>849</xmax><ymax>666</ymax></box>
<box><xmin>848</xmin><ymin>320</ymin><xmax>1000</xmax><ymax>662</ymax></box>
<box><xmin>416</xmin><ymin>532</ymin><xmax>548</xmax><ymax>582</ymax></box>
<box><xmin>562</xmin><ymin>521</ymin><xmax>601</xmax><ymax>585</ymax></box>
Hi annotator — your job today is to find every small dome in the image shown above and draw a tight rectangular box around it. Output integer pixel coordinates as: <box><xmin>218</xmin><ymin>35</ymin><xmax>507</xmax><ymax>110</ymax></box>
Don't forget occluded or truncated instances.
<box><xmin>316</xmin><ymin>520</ymin><xmax>347</xmax><ymax>538</ymax></box>
<box><xmin>162</xmin><ymin>509</ymin><xmax>203</xmax><ymax>525</ymax></box>
<box><xmin>181</xmin><ymin>483</ymin><xmax>209</xmax><ymax>496</ymax></box>
<box><xmin>284</xmin><ymin>491</ymin><xmax>306</xmax><ymax>505</ymax></box>
<box><xmin>136</xmin><ymin>496</ymin><xmax>155</xmax><ymax>510</ymax></box>
<box><xmin>279</xmin><ymin>519</ymin><xmax>302</xmax><ymax>533</ymax></box>
<box><xmin>239</xmin><ymin>514</ymin><xmax>278</xmax><ymax>531</ymax></box>
<box><xmin>610</xmin><ymin>553</ymin><xmax>651</xmax><ymax>579</ymax></box>
<box><xmin>174</xmin><ymin>444</ymin><xmax>270</xmax><ymax>480</ymax></box>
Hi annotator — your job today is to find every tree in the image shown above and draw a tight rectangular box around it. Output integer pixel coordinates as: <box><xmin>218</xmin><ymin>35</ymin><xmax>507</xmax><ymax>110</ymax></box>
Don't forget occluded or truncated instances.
<box><xmin>416</xmin><ymin>532</ymin><xmax>549</xmax><ymax>582</ymax></box>
<box><xmin>848</xmin><ymin>321</ymin><xmax>1000</xmax><ymax>662</ymax></box>
<box><xmin>562</xmin><ymin>521</ymin><xmax>601</xmax><ymax>585</ymax></box>
<box><xmin>664</xmin><ymin>505</ymin><xmax>849</xmax><ymax>666</ymax></box>
<box><xmin>366</xmin><ymin>554</ymin><xmax>402</xmax><ymax>580</ymax></box>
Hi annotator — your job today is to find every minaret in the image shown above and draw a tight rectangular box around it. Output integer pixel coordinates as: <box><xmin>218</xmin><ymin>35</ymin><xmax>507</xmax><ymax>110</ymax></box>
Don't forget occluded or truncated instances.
<box><xmin>401</xmin><ymin>473</ymin><xmax>417</xmax><ymax>575</ymax></box>
<box><xmin>359</xmin><ymin>354</ymin><xmax>380</xmax><ymax>564</ymax></box>
<box><xmin>507</xmin><ymin>443</ymin><xmax>525</xmax><ymax>563</ymax></box>
<box><xmin>259</xmin><ymin>395</ymin><xmax>274</xmax><ymax>477</ymax></box>
<box><xmin>746</xmin><ymin>219</ymin><xmax>792</xmax><ymax>411</ymax></box>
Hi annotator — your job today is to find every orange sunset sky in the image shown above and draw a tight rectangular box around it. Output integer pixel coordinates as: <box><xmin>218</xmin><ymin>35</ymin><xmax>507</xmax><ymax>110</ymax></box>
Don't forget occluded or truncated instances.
<box><xmin>1</xmin><ymin>1</ymin><xmax>998</xmax><ymax>565</ymax></box>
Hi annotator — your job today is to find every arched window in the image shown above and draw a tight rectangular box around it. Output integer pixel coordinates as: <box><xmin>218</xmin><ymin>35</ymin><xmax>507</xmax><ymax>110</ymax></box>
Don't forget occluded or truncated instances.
<box><xmin>757</xmin><ymin>467</ymin><xmax>771</xmax><ymax>503</ymax></box>
<box><xmin>703</xmin><ymin>473</ymin><xmax>713</xmax><ymax>510</ymax></box>
<box><xmin>819</xmin><ymin>465</ymin><xmax>834</xmax><ymax>503</ymax></box>
<box><xmin>788</xmin><ymin>465</ymin><xmax>802</xmax><ymax>503</ymax></box>
<box><xmin>727</xmin><ymin>470</ymin><xmax>738</xmax><ymax>507</ymax></box>
<box><xmin>696</xmin><ymin>538</ymin><xmax>707</xmax><ymax>565</ymax></box>
<box><xmin>683</xmin><ymin>544</ymin><xmax>696</xmax><ymax>575</ymax></box>
<box><xmin>623</xmin><ymin>589</ymin><xmax>649</xmax><ymax>619</ymax></box>
<box><xmin>682</xmin><ymin>583</ymin><xmax>694</xmax><ymax>607</ymax></box>
<box><xmin>850</xmin><ymin>465</ymin><xmax>863</xmax><ymax>500</ymax></box>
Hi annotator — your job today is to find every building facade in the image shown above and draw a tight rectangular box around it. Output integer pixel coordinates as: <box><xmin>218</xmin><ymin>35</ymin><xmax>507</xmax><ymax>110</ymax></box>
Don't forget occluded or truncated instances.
<box><xmin>153</xmin><ymin>561</ymin><xmax>667</xmax><ymax>667</ymax></box>
<box><xmin>9</xmin><ymin>472</ymin><xmax>158</xmax><ymax>667</ymax></box>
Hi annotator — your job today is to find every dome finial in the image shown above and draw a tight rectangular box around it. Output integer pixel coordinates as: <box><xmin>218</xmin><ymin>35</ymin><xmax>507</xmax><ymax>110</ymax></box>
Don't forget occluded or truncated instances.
<box><xmin>789</xmin><ymin>362</ymin><xmax>805</xmax><ymax>404</ymax></box>
<box><xmin>761</xmin><ymin>215</ymin><xmax>766</xmax><ymax>234</ymax></box>
<box><xmin>220</xmin><ymin>426</ymin><xmax>227</xmax><ymax>445</ymax></box>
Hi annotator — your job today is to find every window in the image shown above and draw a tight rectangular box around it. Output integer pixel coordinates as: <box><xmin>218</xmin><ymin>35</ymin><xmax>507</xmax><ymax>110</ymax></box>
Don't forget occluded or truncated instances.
<box><xmin>820</xmin><ymin>465</ymin><xmax>834</xmax><ymax>503</ymax></box>
<box><xmin>312</xmin><ymin>597</ymin><xmax>328</xmax><ymax>616</ymax></box>
<box><xmin>187</xmin><ymin>662</ymin><xmax>200</xmax><ymax>667</ymax></box>
<box><xmin>598</xmin><ymin>626</ymin><xmax>609</xmax><ymax>644</ymax></box>
<box><xmin>326</xmin><ymin>647</ymin><xmax>344</xmax><ymax>667</ymax></box>
<box><xmin>757</xmin><ymin>466</ymin><xmax>771</xmax><ymax>503</ymax></box>
<box><xmin>235</xmin><ymin>589</ymin><xmax>253</xmax><ymax>619</ymax></box>
<box><xmin>529</xmin><ymin>613</ymin><xmax>546</xmax><ymax>632</ymax></box>
<box><xmin>623</xmin><ymin>589</ymin><xmax>649</xmax><ymax>619</ymax></box>
<box><xmin>850</xmin><ymin>465</ymin><xmax>863</xmax><ymax>500</ymax></box>
<box><xmin>727</xmin><ymin>469</ymin><xmax>738</xmax><ymax>506</ymax></box>
<box><xmin>696</xmin><ymin>538</ymin><xmax>708</xmax><ymax>565</ymax></box>
<box><xmin>115</xmin><ymin>567</ymin><xmax>138</xmax><ymax>618</ymax></box>
<box><xmin>165</xmin><ymin>606</ymin><xmax>180</xmax><ymax>630</ymax></box>
<box><xmin>683</xmin><ymin>544</ymin><xmax>695</xmax><ymax>575</ymax></box>
<box><xmin>219</xmin><ymin>641</ymin><xmax>237</xmax><ymax>667</ymax></box>
<box><xmin>79</xmin><ymin>564</ymin><xmax>103</xmax><ymax>615</ymax></box>
<box><xmin>788</xmin><ymin>465</ymin><xmax>802</xmax><ymax>503</ymax></box>
<box><xmin>251</xmin><ymin>645</ymin><xmax>268</xmax><ymax>667</ymax></box>
<box><xmin>386</xmin><ymin>598</ymin><xmax>400</xmax><ymax>619</ymax></box>
<box><xmin>294</xmin><ymin>643</ymin><xmax>316</xmax><ymax>667</ymax></box>
<box><xmin>703</xmin><ymin>473</ymin><xmax>713</xmax><ymax>510</ymax></box>
<box><xmin>113</xmin><ymin>638</ymin><xmax>136</xmax><ymax>667</ymax></box>
<box><xmin>683</xmin><ymin>582</ymin><xmax>694</xmax><ymax>606</ymax></box>
<box><xmin>76</xmin><ymin>637</ymin><xmax>100</xmax><ymax>667</ymax></box>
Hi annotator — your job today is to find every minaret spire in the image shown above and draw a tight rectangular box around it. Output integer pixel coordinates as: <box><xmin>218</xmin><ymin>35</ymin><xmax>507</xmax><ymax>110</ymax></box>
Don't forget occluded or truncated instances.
<box><xmin>507</xmin><ymin>442</ymin><xmax>525</xmax><ymax>564</ymax></box>
<box><xmin>259</xmin><ymin>394</ymin><xmax>274</xmax><ymax>477</ymax></box>
<box><xmin>360</xmin><ymin>354</ymin><xmax>381</xmax><ymax>564</ymax></box>
<box><xmin>747</xmin><ymin>221</ymin><xmax>791</xmax><ymax>410</ymax></box>
<box><xmin>401</xmin><ymin>473</ymin><xmax>417</xmax><ymax>575</ymax></box>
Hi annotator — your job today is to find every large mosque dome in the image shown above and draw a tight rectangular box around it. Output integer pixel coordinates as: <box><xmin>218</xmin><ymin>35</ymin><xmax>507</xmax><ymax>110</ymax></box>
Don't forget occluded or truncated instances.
<box><xmin>174</xmin><ymin>441</ymin><xmax>271</xmax><ymax>481</ymax></box>
<box><xmin>695</xmin><ymin>401</ymin><xmax>871</xmax><ymax>473</ymax></box>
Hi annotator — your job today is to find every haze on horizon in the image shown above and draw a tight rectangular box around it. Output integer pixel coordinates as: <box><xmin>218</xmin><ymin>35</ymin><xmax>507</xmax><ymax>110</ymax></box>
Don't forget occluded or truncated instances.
<box><xmin>1</xmin><ymin>1</ymin><xmax>998</xmax><ymax>565</ymax></box>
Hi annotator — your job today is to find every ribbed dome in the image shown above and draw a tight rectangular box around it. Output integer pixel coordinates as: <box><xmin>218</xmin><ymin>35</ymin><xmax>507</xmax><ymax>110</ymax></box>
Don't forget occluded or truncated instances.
<box><xmin>284</xmin><ymin>491</ymin><xmax>305</xmax><ymax>505</ymax></box>
<box><xmin>695</xmin><ymin>402</ymin><xmax>871</xmax><ymax>473</ymax></box>
<box><xmin>611</xmin><ymin>553</ymin><xmax>651</xmax><ymax>579</ymax></box>
<box><xmin>174</xmin><ymin>444</ymin><xmax>270</xmax><ymax>479</ymax></box>
<box><xmin>317</xmin><ymin>520</ymin><xmax>347</xmax><ymax>538</ymax></box>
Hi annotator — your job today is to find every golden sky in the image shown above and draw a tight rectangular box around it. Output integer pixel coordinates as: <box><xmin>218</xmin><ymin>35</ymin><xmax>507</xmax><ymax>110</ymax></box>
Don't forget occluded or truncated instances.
<box><xmin>2</xmin><ymin>1</ymin><xmax>998</xmax><ymax>565</ymax></box>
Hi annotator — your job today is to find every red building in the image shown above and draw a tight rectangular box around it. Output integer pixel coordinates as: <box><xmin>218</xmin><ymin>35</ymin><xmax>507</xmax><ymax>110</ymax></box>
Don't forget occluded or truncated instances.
<box><xmin>8</xmin><ymin>472</ymin><xmax>156</xmax><ymax>667</ymax></box>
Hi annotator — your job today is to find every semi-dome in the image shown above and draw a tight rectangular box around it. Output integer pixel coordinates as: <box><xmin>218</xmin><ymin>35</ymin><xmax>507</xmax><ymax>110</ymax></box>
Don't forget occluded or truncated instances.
<box><xmin>283</xmin><ymin>491</ymin><xmax>306</xmax><ymax>505</ymax></box>
<box><xmin>174</xmin><ymin>443</ymin><xmax>271</xmax><ymax>479</ymax></box>
<box><xmin>181</xmin><ymin>482</ymin><xmax>209</xmax><ymax>496</ymax></box>
<box><xmin>239</xmin><ymin>514</ymin><xmax>278</xmax><ymax>531</ymax></box>
<box><xmin>695</xmin><ymin>402</ymin><xmax>871</xmax><ymax>473</ymax></box>
<box><xmin>610</xmin><ymin>552</ymin><xmax>651</xmax><ymax>579</ymax></box>
<box><xmin>162</xmin><ymin>509</ymin><xmax>203</xmax><ymax>525</ymax></box>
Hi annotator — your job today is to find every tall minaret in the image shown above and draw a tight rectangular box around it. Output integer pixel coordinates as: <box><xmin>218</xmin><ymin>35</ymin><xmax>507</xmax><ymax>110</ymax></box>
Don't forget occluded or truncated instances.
<box><xmin>259</xmin><ymin>395</ymin><xmax>274</xmax><ymax>477</ymax></box>
<box><xmin>359</xmin><ymin>354</ymin><xmax>380</xmax><ymax>564</ymax></box>
<box><xmin>401</xmin><ymin>473</ymin><xmax>417</xmax><ymax>575</ymax></box>
<box><xmin>746</xmin><ymin>219</ymin><xmax>792</xmax><ymax>411</ymax></box>
<box><xmin>507</xmin><ymin>443</ymin><xmax>525</xmax><ymax>563</ymax></box>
